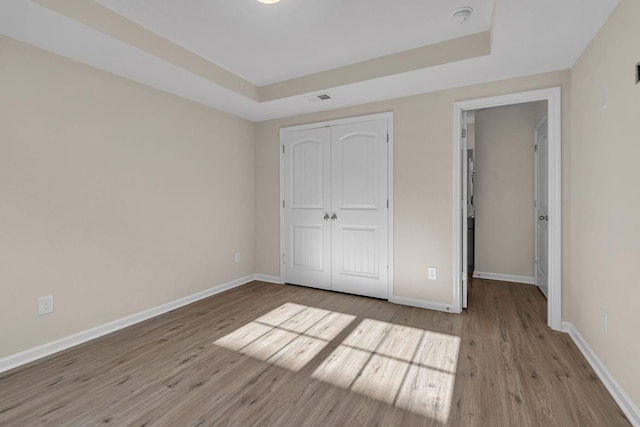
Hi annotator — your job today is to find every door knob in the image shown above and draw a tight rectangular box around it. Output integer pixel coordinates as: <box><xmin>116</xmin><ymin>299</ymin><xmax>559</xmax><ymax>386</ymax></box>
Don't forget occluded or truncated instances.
<box><xmin>331</xmin><ymin>213</ymin><xmax>338</xmax><ymax>221</ymax></box>
<box><xmin>323</xmin><ymin>213</ymin><xmax>330</xmax><ymax>221</ymax></box>
<box><xmin>538</xmin><ymin>215</ymin><xmax>548</xmax><ymax>221</ymax></box>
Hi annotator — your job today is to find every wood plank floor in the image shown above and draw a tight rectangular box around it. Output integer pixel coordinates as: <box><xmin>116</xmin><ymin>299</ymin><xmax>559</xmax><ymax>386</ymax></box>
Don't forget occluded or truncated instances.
<box><xmin>0</xmin><ymin>279</ymin><xmax>630</xmax><ymax>426</ymax></box>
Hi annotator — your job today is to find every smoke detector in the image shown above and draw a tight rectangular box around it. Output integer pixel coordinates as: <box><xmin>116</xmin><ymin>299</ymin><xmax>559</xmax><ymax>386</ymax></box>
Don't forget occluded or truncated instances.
<box><xmin>452</xmin><ymin>7</ymin><xmax>473</xmax><ymax>24</ymax></box>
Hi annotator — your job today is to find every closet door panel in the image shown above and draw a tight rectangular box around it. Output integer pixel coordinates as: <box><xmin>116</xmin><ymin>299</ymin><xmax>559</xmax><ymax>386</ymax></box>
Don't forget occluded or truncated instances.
<box><xmin>283</xmin><ymin>127</ymin><xmax>332</xmax><ymax>290</ymax></box>
<box><xmin>331</xmin><ymin>119</ymin><xmax>389</xmax><ymax>299</ymax></box>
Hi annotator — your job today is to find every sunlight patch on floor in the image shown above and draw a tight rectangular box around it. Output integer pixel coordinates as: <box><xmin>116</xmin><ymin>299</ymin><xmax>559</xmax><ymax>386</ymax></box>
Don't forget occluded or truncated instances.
<box><xmin>214</xmin><ymin>303</ymin><xmax>356</xmax><ymax>372</ymax></box>
<box><xmin>312</xmin><ymin>320</ymin><xmax>461</xmax><ymax>423</ymax></box>
<box><xmin>214</xmin><ymin>303</ymin><xmax>460</xmax><ymax>423</ymax></box>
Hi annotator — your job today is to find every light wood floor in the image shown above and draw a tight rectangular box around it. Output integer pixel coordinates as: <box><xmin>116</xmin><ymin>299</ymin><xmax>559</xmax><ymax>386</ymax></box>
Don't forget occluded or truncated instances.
<box><xmin>0</xmin><ymin>279</ymin><xmax>630</xmax><ymax>426</ymax></box>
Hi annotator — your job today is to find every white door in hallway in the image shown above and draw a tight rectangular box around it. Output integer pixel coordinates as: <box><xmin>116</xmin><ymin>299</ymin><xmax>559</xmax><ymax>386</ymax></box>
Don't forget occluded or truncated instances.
<box><xmin>282</xmin><ymin>118</ymin><xmax>389</xmax><ymax>299</ymax></box>
<box><xmin>534</xmin><ymin>115</ymin><xmax>549</xmax><ymax>298</ymax></box>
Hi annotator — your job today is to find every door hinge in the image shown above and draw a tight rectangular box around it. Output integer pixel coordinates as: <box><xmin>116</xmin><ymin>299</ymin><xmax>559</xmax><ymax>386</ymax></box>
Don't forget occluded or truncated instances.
<box><xmin>282</xmin><ymin>145</ymin><xmax>285</xmax><ymax>154</ymax></box>
<box><xmin>282</xmin><ymin>200</ymin><xmax>285</xmax><ymax>208</ymax></box>
<box><xmin>462</xmin><ymin>128</ymin><xmax>467</xmax><ymax>138</ymax></box>
<box><xmin>386</xmin><ymin>133</ymin><xmax>389</xmax><ymax>143</ymax></box>
<box><xmin>282</xmin><ymin>253</ymin><xmax>286</xmax><ymax>264</ymax></box>
<box><xmin>387</xmin><ymin>199</ymin><xmax>389</xmax><ymax>209</ymax></box>
<box><xmin>534</xmin><ymin>145</ymin><xmax>538</xmax><ymax>152</ymax></box>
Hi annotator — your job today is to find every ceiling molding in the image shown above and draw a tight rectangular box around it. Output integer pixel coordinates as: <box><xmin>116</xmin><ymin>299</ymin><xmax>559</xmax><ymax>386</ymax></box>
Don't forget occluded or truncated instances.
<box><xmin>34</xmin><ymin>0</ymin><xmax>491</xmax><ymax>103</ymax></box>
<box><xmin>259</xmin><ymin>31</ymin><xmax>491</xmax><ymax>102</ymax></box>
<box><xmin>34</xmin><ymin>0</ymin><xmax>260</xmax><ymax>101</ymax></box>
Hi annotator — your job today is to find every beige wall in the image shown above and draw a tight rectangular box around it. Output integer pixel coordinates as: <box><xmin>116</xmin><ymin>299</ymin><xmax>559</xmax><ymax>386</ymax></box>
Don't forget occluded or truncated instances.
<box><xmin>474</xmin><ymin>102</ymin><xmax>545</xmax><ymax>278</ymax></box>
<box><xmin>255</xmin><ymin>71</ymin><xmax>570</xmax><ymax>306</ymax></box>
<box><xmin>569</xmin><ymin>0</ymin><xmax>640</xmax><ymax>407</ymax></box>
<box><xmin>0</xmin><ymin>37</ymin><xmax>256</xmax><ymax>358</ymax></box>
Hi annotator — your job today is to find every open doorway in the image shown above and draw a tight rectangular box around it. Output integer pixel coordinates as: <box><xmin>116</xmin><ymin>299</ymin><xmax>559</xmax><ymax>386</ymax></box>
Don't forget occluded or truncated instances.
<box><xmin>467</xmin><ymin>102</ymin><xmax>547</xmax><ymax>294</ymax></box>
<box><xmin>452</xmin><ymin>88</ymin><xmax>562</xmax><ymax>331</ymax></box>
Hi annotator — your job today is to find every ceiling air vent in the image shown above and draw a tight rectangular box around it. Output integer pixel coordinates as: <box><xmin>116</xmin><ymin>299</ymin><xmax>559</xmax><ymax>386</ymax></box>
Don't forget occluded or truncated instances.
<box><xmin>304</xmin><ymin>93</ymin><xmax>333</xmax><ymax>103</ymax></box>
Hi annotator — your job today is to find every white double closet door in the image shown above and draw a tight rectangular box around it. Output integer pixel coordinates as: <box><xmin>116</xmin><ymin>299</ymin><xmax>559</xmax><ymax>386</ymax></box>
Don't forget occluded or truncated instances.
<box><xmin>282</xmin><ymin>118</ymin><xmax>389</xmax><ymax>299</ymax></box>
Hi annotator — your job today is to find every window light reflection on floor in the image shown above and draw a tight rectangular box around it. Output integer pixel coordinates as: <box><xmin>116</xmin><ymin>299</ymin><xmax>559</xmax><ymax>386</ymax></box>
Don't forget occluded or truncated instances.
<box><xmin>312</xmin><ymin>319</ymin><xmax>460</xmax><ymax>423</ymax></box>
<box><xmin>213</xmin><ymin>303</ymin><xmax>460</xmax><ymax>423</ymax></box>
<box><xmin>214</xmin><ymin>303</ymin><xmax>356</xmax><ymax>371</ymax></box>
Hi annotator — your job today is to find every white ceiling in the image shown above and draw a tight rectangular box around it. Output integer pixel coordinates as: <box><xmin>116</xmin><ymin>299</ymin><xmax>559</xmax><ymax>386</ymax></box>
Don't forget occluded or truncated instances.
<box><xmin>96</xmin><ymin>0</ymin><xmax>493</xmax><ymax>86</ymax></box>
<box><xmin>0</xmin><ymin>0</ymin><xmax>620</xmax><ymax>122</ymax></box>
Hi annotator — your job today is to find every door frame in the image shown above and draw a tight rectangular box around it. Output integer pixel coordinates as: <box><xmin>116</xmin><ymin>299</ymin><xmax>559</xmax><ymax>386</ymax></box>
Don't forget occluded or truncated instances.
<box><xmin>461</xmin><ymin>112</ymin><xmax>469</xmax><ymax>309</ymax></box>
<box><xmin>279</xmin><ymin>112</ymin><xmax>394</xmax><ymax>299</ymax></box>
<box><xmin>452</xmin><ymin>88</ymin><xmax>562</xmax><ymax>330</ymax></box>
<box><xmin>534</xmin><ymin>113</ymin><xmax>549</xmax><ymax>297</ymax></box>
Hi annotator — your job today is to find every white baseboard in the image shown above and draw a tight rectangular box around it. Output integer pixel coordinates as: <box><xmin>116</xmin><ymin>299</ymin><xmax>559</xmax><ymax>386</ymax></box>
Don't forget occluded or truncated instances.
<box><xmin>562</xmin><ymin>322</ymin><xmax>640</xmax><ymax>426</ymax></box>
<box><xmin>472</xmin><ymin>271</ymin><xmax>534</xmax><ymax>285</ymax></box>
<box><xmin>254</xmin><ymin>274</ymin><xmax>283</xmax><ymax>284</ymax></box>
<box><xmin>0</xmin><ymin>274</ymin><xmax>259</xmax><ymax>374</ymax></box>
<box><xmin>389</xmin><ymin>295</ymin><xmax>456</xmax><ymax>314</ymax></box>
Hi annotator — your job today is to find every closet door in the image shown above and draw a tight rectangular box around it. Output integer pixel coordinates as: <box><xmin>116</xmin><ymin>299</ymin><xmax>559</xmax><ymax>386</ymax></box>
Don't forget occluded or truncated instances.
<box><xmin>283</xmin><ymin>127</ymin><xmax>332</xmax><ymax>290</ymax></box>
<box><xmin>330</xmin><ymin>119</ymin><xmax>389</xmax><ymax>299</ymax></box>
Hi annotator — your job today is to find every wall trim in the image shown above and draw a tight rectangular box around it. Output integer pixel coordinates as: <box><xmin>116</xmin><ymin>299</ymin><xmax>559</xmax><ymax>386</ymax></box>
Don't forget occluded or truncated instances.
<box><xmin>389</xmin><ymin>296</ymin><xmax>455</xmax><ymax>314</ymax></box>
<box><xmin>472</xmin><ymin>271</ymin><xmax>535</xmax><ymax>285</ymax></box>
<box><xmin>254</xmin><ymin>274</ymin><xmax>283</xmax><ymax>284</ymax></box>
<box><xmin>0</xmin><ymin>275</ymin><xmax>258</xmax><ymax>374</ymax></box>
<box><xmin>562</xmin><ymin>322</ymin><xmax>640</xmax><ymax>426</ymax></box>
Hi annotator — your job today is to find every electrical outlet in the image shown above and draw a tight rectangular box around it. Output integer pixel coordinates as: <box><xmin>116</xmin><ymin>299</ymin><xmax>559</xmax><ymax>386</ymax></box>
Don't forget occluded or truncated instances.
<box><xmin>601</xmin><ymin>308</ymin><xmax>608</xmax><ymax>334</ymax></box>
<box><xmin>234</xmin><ymin>252</ymin><xmax>241</xmax><ymax>263</ymax></box>
<box><xmin>428</xmin><ymin>267</ymin><xmax>437</xmax><ymax>280</ymax></box>
<box><xmin>38</xmin><ymin>295</ymin><xmax>54</xmax><ymax>316</ymax></box>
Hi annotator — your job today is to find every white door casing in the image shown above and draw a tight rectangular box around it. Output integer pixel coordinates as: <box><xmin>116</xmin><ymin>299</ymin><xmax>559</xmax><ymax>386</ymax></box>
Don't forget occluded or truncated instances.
<box><xmin>453</xmin><ymin>88</ymin><xmax>562</xmax><ymax>331</ymax></box>
<box><xmin>461</xmin><ymin>112</ymin><xmax>469</xmax><ymax>309</ymax></box>
<box><xmin>281</xmin><ymin>114</ymin><xmax>392</xmax><ymax>300</ymax></box>
<box><xmin>534</xmin><ymin>114</ymin><xmax>549</xmax><ymax>298</ymax></box>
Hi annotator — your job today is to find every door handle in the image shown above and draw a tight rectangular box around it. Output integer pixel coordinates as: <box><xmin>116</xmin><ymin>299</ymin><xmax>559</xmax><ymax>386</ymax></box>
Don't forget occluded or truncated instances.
<box><xmin>323</xmin><ymin>213</ymin><xmax>330</xmax><ymax>221</ymax></box>
<box><xmin>538</xmin><ymin>215</ymin><xmax>548</xmax><ymax>221</ymax></box>
<box><xmin>331</xmin><ymin>213</ymin><xmax>338</xmax><ymax>221</ymax></box>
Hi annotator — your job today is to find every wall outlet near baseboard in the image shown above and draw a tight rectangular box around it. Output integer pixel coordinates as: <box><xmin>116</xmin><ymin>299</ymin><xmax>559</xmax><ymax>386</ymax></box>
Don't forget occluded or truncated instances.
<box><xmin>428</xmin><ymin>267</ymin><xmax>437</xmax><ymax>280</ymax></box>
<box><xmin>38</xmin><ymin>295</ymin><xmax>54</xmax><ymax>316</ymax></box>
<box><xmin>601</xmin><ymin>308</ymin><xmax>608</xmax><ymax>334</ymax></box>
<box><xmin>234</xmin><ymin>252</ymin><xmax>241</xmax><ymax>263</ymax></box>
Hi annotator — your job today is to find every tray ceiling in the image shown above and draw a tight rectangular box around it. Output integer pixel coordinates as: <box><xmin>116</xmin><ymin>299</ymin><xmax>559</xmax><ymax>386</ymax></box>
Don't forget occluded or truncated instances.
<box><xmin>0</xmin><ymin>0</ymin><xmax>620</xmax><ymax>121</ymax></box>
